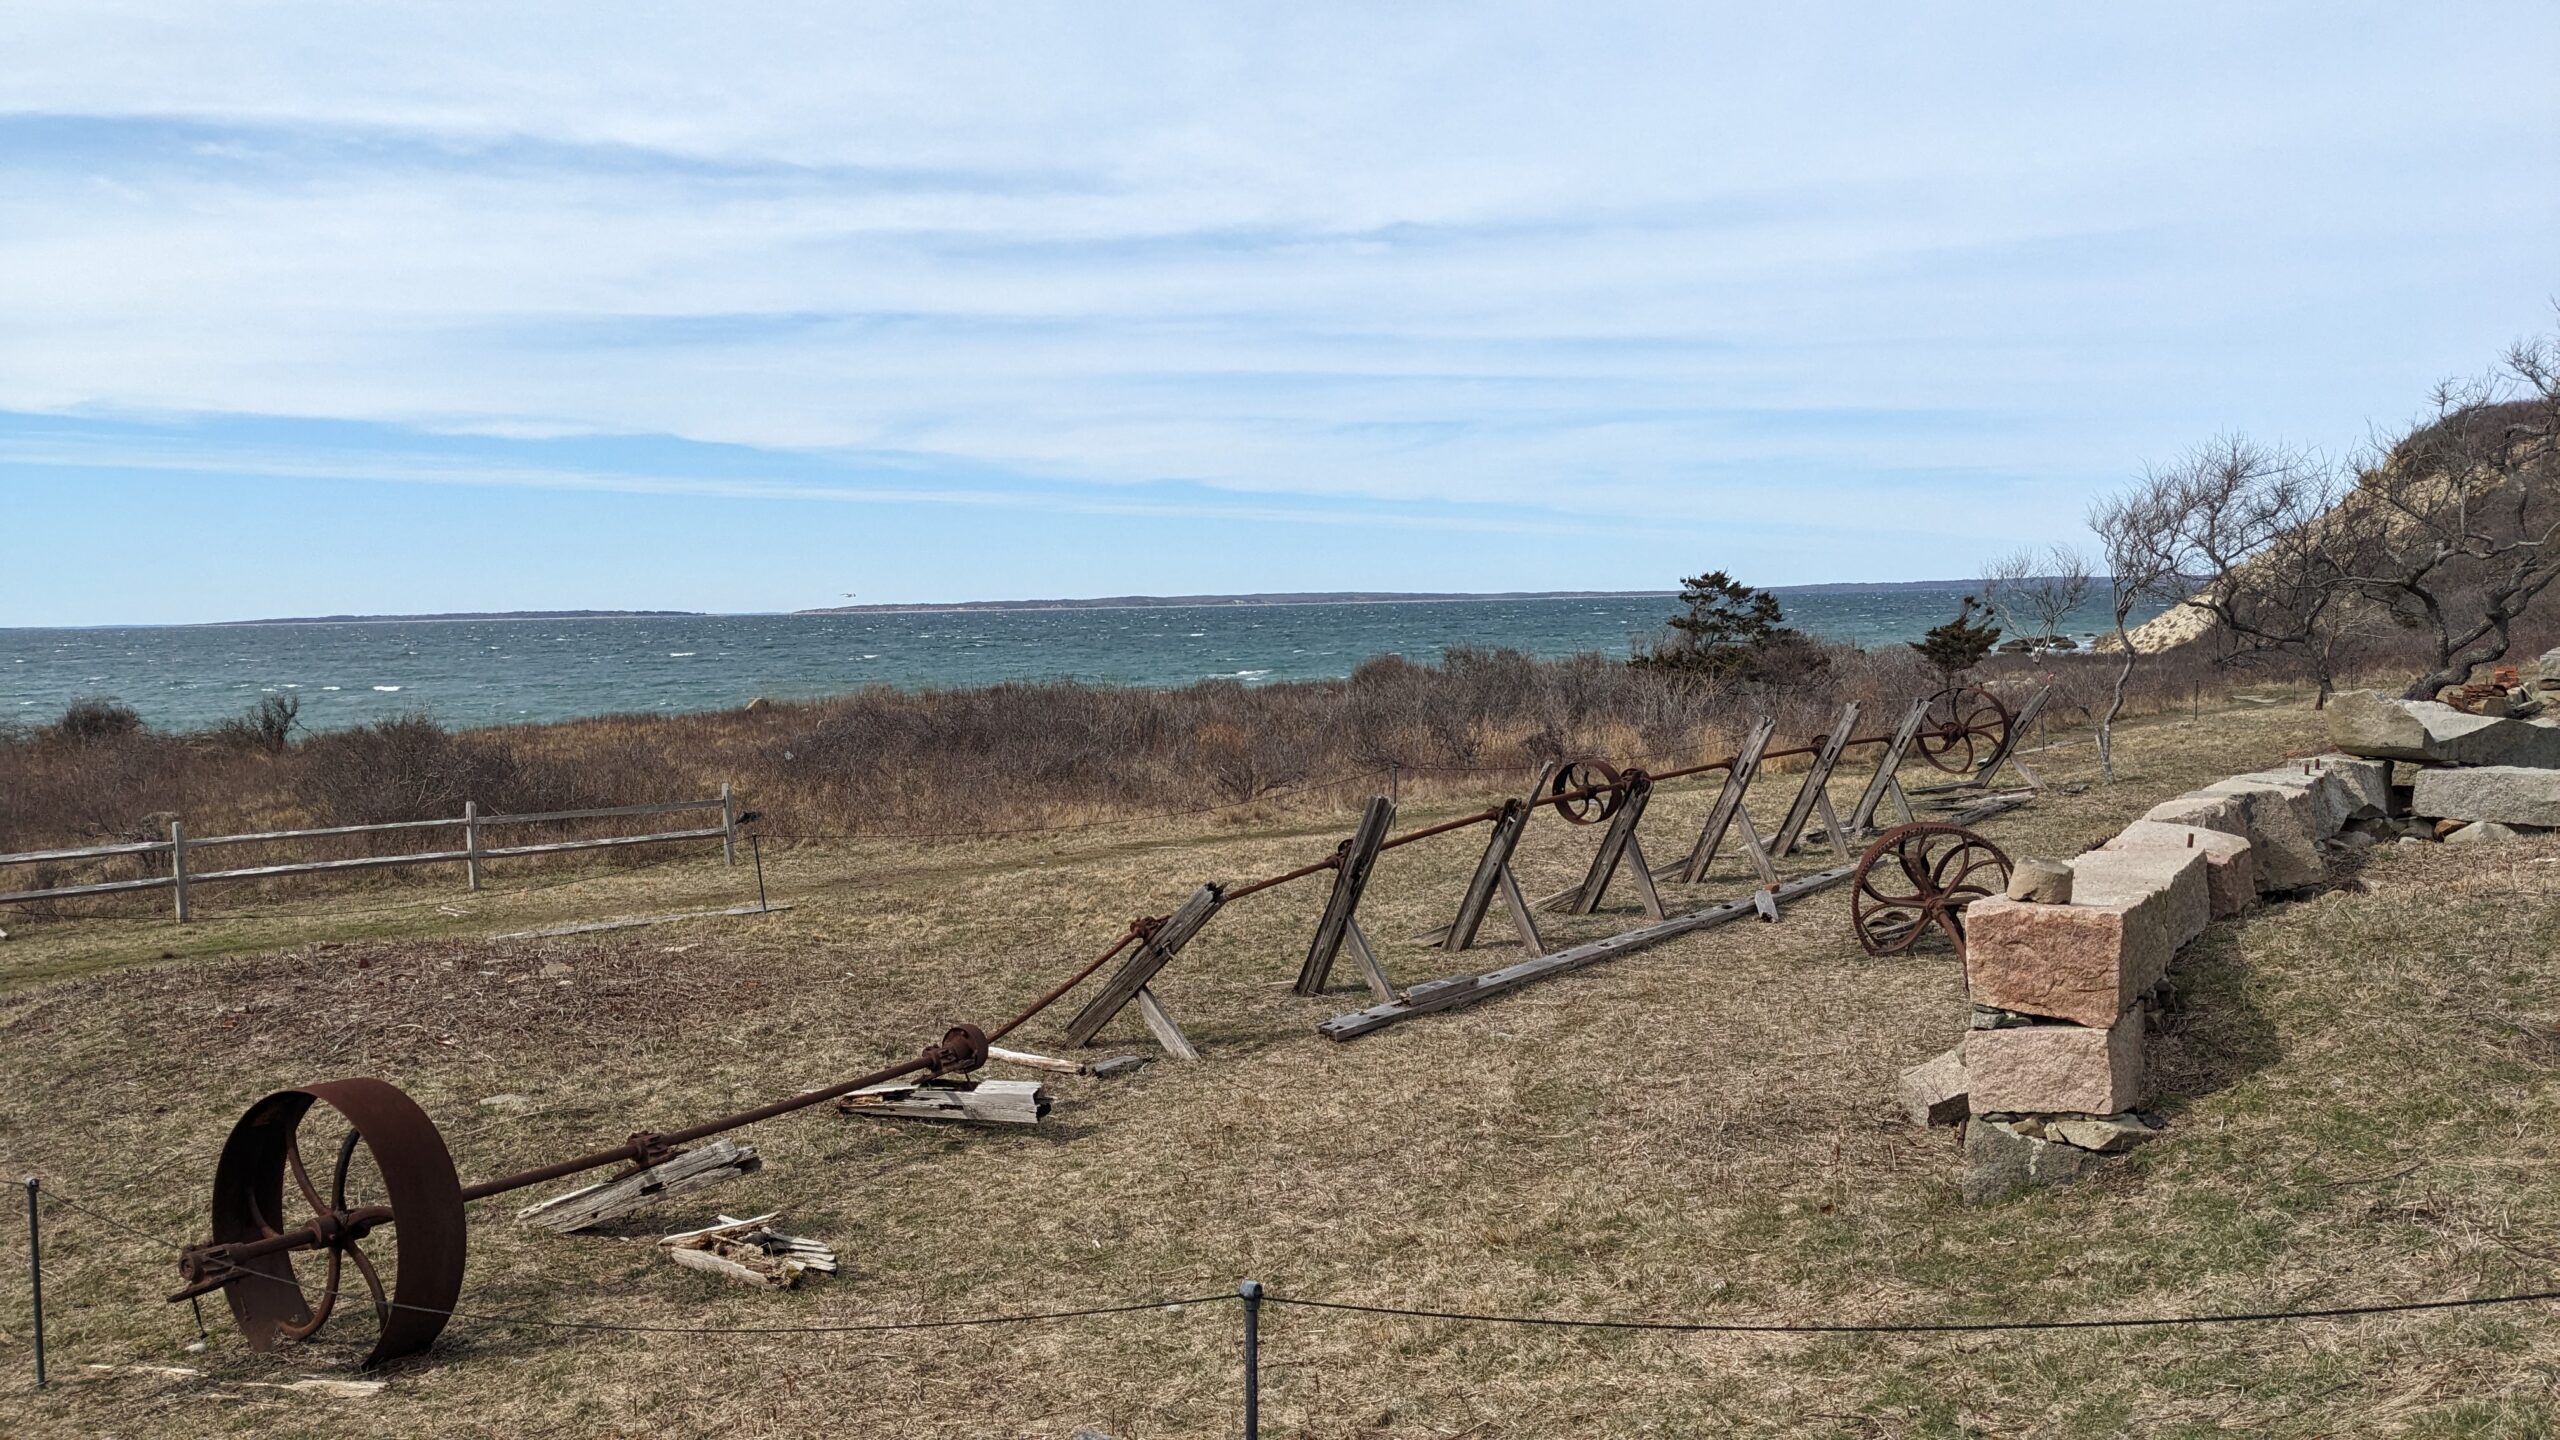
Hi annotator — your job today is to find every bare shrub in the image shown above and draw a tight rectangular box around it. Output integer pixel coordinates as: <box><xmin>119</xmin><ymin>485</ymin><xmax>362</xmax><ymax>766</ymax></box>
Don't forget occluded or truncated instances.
<box><xmin>49</xmin><ymin>696</ymin><xmax>142</xmax><ymax>746</ymax></box>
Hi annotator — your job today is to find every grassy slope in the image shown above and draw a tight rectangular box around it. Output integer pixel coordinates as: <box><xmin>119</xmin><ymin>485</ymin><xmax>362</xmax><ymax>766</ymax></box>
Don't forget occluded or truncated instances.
<box><xmin>2</xmin><ymin>699</ymin><xmax>2556</xmax><ymax>1438</ymax></box>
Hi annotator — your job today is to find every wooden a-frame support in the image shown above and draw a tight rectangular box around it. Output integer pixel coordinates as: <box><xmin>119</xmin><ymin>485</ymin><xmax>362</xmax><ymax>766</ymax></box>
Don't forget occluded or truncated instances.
<box><xmin>1771</xmin><ymin>701</ymin><xmax>1860</xmax><ymax>862</ymax></box>
<box><xmin>1534</xmin><ymin>770</ymin><xmax>1665</xmax><ymax>919</ymax></box>
<box><xmin>1973</xmin><ymin>685</ymin><xmax>2052</xmax><ymax>790</ymax></box>
<box><xmin>1415</xmin><ymin>762</ymin><xmax>1555</xmax><ymax>955</ymax></box>
<box><xmin>1657</xmin><ymin>717</ymin><xmax>1777</xmax><ymax>888</ymax></box>
<box><xmin>1062</xmin><ymin>882</ymin><xmax>1224</xmax><ymax>1059</ymax></box>
<box><xmin>1292</xmin><ymin>794</ymin><xmax>1398</xmax><ymax>1004</ymax></box>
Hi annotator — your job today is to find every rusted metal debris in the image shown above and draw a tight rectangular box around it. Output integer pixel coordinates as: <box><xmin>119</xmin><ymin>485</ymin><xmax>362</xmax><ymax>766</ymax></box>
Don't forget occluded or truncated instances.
<box><xmin>1848</xmin><ymin>822</ymin><xmax>2012</xmax><ymax>958</ymax></box>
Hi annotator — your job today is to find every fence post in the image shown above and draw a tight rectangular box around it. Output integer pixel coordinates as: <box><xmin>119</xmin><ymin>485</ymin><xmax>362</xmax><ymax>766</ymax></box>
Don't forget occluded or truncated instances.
<box><xmin>720</xmin><ymin>783</ymin><xmax>737</xmax><ymax>867</ymax></box>
<box><xmin>463</xmin><ymin>801</ymin><xmax>482</xmax><ymax>892</ymax></box>
<box><xmin>168</xmin><ymin>820</ymin><xmax>190</xmax><ymax>923</ymax></box>
<box><xmin>1238</xmin><ymin>1279</ymin><xmax>1262</xmax><ymax>1439</ymax></box>
<box><xmin>24</xmin><ymin>1177</ymin><xmax>44</xmax><ymax>1388</ymax></box>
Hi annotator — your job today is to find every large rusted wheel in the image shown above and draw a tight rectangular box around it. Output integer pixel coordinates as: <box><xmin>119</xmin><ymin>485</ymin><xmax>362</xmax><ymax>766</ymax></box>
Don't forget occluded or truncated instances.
<box><xmin>1850</xmin><ymin>822</ymin><xmax>2012</xmax><ymax>957</ymax></box>
<box><xmin>1914</xmin><ymin>686</ymin><xmax>2012</xmax><ymax>775</ymax></box>
<box><xmin>203</xmin><ymin>1079</ymin><xmax>466</xmax><ymax>1366</ymax></box>
<box><xmin>1549</xmin><ymin>757</ymin><xmax>1626</xmax><ymax>825</ymax></box>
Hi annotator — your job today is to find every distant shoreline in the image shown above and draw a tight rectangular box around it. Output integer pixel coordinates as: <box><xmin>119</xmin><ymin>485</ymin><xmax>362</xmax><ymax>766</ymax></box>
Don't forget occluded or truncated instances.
<box><xmin>791</xmin><ymin>579</ymin><xmax>1993</xmax><ymax>616</ymax></box>
<box><xmin>14</xmin><ymin>579</ymin><xmax>2023</xmax><ymax>630</ymax></box>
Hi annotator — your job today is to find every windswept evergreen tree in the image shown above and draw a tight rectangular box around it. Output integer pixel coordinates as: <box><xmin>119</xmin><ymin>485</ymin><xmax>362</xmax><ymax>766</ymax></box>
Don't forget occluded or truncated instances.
<box><xmin>1908</xmin><ymin>594</ymin><xmax>2001</xmax><ymax>681</ymax></box>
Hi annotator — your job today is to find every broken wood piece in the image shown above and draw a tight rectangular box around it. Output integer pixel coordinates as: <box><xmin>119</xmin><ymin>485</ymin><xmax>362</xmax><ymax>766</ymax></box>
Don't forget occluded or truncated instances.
<box><xmin>1089</xmin><ymin>1054</ymin><xmax>1151</xmax><ymax>1078</ymax></box>
<box><xmin>835</xmin><ymin>1076</ymin><xmax>1051</xmax><ymax>1124</ymax></box>
<box><xmin>660</xmin><ymin>1212</ymin><xmax>837</xmax><ymax>1288</ymax></box>
<box><xmin>516</xmin><ymin>1137</ymin><xmax>762</xmax><ymax>1233</ymax></box>
<box><xmin>986</xmin><ymin>1044</ymin><xmax>1088</xmax><ymax>1076</ymax></box>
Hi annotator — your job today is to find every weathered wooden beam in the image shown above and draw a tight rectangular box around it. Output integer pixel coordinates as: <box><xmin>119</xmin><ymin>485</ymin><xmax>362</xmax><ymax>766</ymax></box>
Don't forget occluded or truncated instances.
<box><xmin>1771</xmin><ymin>702</ymin><xmax>1860</xmax><ymax>857</ymax></box>
<box><xmin>1294</xmin><ymin>795</ymin><xmax>1396</xmax><ymax>996</ymax></box>
<box><xmin>516</xmin><ymin>1138</ymin><xmax>761</xmax><ymax>1233</ymax></box>
<box><xmin>1666</xmin><ymin>718</ymin><xmax>1776</xmax><ymax>885</ymax></box>
<box><xmin>1318</xmin><ymin>863</ymin><xmax>1859</xmax><ymax>1040</ymax></box>
<box><xmin>1132</xmin><ymin>986</ymin><xmax>1199</xmax><ymax>1060</ymax></box>
<box><xmin>1063</xmin><ymin>883</ymin><xmax>1224</xmax><ymax>1047</ymax></box>
<box><xmin>836</xmin><ymin>1077</ymin><xmax>1051</xmax><ymax>1125</ymax></box>
<box><xmin>1341</xmin><ymin>919</ymin><xmax>1396</xmax><ymax>1004</ymax></box>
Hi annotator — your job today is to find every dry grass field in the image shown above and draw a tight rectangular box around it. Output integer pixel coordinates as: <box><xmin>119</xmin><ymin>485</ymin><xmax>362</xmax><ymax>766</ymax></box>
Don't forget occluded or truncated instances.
<box><xmin>3</xmin><ymin>698</ymin><xmax>2557</xmax><ymax>1437</ymax></box>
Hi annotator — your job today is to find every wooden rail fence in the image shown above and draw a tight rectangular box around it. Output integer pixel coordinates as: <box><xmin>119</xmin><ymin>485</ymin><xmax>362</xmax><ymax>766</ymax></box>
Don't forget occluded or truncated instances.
<box><xmin>0</xmin><ymin>786</ymin><xmax>738</xmax><ymax>922</ymax></box>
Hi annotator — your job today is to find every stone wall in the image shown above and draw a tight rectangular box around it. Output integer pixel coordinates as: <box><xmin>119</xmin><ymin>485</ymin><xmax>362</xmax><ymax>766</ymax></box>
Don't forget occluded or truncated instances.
<box><xmin>1898</xmin><ymin>753</ymin><xmax>2389</xmax><ymax>1203</ymax></box>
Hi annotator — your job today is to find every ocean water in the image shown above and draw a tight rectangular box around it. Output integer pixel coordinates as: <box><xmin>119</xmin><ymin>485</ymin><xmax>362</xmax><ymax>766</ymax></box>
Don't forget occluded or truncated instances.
<box><xmin>1</xmin><ymin>589</ymin><xmax>2156</xmax><ymax>733</ymax></box>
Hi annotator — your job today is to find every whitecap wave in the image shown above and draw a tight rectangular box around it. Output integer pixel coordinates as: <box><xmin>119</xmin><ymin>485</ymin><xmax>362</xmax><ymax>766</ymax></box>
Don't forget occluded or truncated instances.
<box><xmin>373</xmin><ymin>685</ymin><xmax>402</xmax><ymax>692</ymax></box>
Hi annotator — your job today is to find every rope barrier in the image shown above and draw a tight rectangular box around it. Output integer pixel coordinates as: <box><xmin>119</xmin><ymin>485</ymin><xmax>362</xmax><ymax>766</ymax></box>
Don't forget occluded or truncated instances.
<box><xmin>22</xmin><ymin>1169</ymin><xmax>2560</xmax><ymax>1347</ymax></box>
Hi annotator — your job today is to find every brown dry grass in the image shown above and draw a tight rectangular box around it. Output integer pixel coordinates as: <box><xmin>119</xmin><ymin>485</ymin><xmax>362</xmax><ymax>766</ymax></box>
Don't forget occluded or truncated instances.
<box><xmin>3</xmin><ymin>698</ymin><xmax>2557</xmax><ymax>1437</ymax></box>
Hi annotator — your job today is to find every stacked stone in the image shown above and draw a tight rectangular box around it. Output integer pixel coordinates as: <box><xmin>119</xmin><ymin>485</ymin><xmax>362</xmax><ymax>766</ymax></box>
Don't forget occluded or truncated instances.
<box><xmin>1899</xmin><ymin>752</ymin><xmax>2390</xmax><ymax>1202</ymax></box>
<box><xmin>2328</xmin><ymin>663</ymin><xmax>2560</xmax><ymax>843</ymax></box>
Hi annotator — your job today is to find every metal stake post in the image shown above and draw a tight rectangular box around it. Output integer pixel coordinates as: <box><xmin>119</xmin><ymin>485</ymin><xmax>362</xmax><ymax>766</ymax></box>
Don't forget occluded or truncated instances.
<box><xmin>751</xmin><ymin>835</ymin><xmax>768</xmax><ymax>913</ymax></box>
<box><xmin>24</xmin><ymin>1177</ymin><xmax>44</xmax><ymax>1387</ymax></box>
<box><xmin>1238</xmin><ymin>1279</ymin><xmax>1263</xmax><ymax>1439</ymax></box>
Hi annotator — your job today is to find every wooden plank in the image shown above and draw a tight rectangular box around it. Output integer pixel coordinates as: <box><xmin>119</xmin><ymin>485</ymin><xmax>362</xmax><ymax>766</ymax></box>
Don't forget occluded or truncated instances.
<box><xmin>0</xmin><ymin>838</ymin><xmax>170</xmax><ymax>867</ymax></box>
<box><xmin>1845</xmin><ymin>698</ymin><xmax>1931</xmax><ymax>835</ymax></box>
<box><xmin>488</xmin><ymin>901</ymin><xmax>792</xmax><ymax>941</ymax></box>
<box><xmin>1538</xmin><ymin>772</ymin><xmax>1656</xmax><ymax>915</ymax></box>
<box><xmin>1318</xmin><ymin>863</ymin><xmax>1859</xmax><ymax>1040</ymax></box>
<box><xmin>985</xmin><ymin>1045</ymin><xmax>1087</xmax><ymax>1076</ymax></box>
<box><xmin>1669</xmin><ymin>718</ymin><xmax>1776</xmax><ymax>885</ymax></box>
<box><xmin>1062</xmin><ymin>884</ymin><xmax>1224</xmax><ymax>1046</ymax></box>
<box><xmin>516</xmin><ymin>1138</ymin><xmax>761</xmax><ymax>1233</ymax></box>
<box><xmin>1945</xmin><ymin>790</ymin><xmax>2036</xmax><ymax>827</ymax></box>
<box><xmin>474</xmin><ymin>827</ymin><xmax>727</xmax><ymax>860</ymax></box>
<box><xmin>1132</xmin><ymin>986</ymin><xmax>1200</xmax><ymax>1060</ymax></box>
<box><xmin>181</xmin><ymin>816</ymin><xmax>467</xmax><ymax>848</ymax></box>
<box><xmin>473</xmin><ymin>798</ymin><xmax>727</xmax><ymax>828</ymax></box>
<box><xmin>0</xmin><ymin>874</ymin><xmax>174</xmax><ymax>904</ymax></box>
<box><xmin>1811</xmin><ymin>789</ymin><xmax>1852</xmax><ymax>863</ymax></box>
<box><xmin>1771</xmin><ymin>702</ymin><xmax>1860</xmax><ymax>857</ymax></box>
<box><xmin>1294</xmin><ymin>795</ymin><xmax>1396</xmax><ymax>996</ymax></box>
<box><xmin>836</xmin><ymin>1077</ymin><xmax>1051</xmax><ymax>1125</ymax></box>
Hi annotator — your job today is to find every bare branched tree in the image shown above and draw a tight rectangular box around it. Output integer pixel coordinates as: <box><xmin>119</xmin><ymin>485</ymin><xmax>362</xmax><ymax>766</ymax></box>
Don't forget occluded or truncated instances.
<box><xmin>2340</xmin><ymin>336</ymin><xmax>2560</xmax><ymax>699</ymax></box>
<box><xmin>2088</xmin><ymin>484</ymin><xmax>2185</xmax><ymax>780</ymax></box>
<box><xmin>2141</xmin><ymin>437</ymin><xmax>2369</xmax><ymax>706</ymax></box>
<box><xmin>1982</xmin><ymin>544</ymin><xmax>2093</xmax><ymax>651</ymax></box>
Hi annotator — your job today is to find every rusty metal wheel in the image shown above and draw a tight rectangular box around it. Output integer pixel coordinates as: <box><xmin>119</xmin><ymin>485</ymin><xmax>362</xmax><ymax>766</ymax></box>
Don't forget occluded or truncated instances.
<box><xmin>1549</xmin><ymin>757</ymin><xmax>1626</xmax><ymax>825</ymax></box>
<box><xmin>1914</xmin><ymin>685</ymin><xmax>2012</xmax><ymax>775</ymax></box>
<box><xmin>204</xmin><ymin>1079</ymin><xmax>466</xmax><ymax>1366</ymax></box>
<box><xmin>1850</xmin><ymin>822</ymin><xmax>2012</xmax><ymax>957</ymax></box>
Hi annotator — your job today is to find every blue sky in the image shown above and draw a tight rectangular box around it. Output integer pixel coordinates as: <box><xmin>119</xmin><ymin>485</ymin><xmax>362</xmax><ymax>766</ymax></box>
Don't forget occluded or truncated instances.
<box><xmin>2</xmin><ymin>3</ymin><xmax>2554</xmax><ymax>626</ymax></box>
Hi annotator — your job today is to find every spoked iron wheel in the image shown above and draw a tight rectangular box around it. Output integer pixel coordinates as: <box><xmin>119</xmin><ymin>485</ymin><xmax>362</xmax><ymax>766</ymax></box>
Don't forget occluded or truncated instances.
<box><xmin>205</xmin><ymin>1079</ymin><xmax>466</xmax><ymax>1366</ymax></box>
<box><xmin>1850</xmin><ymin>822</ymin><xmax>2012</xmax><ymax>957</ymax></box>
<box><xmin>1913</xmin><ymin>685</ymin><xmax>2012</xmax><ymax>775</ymax></box>
<box><xmin>1549</xmin><ymin>757</ymin><xmax>1626</xmax><ymax>825</ymax></box>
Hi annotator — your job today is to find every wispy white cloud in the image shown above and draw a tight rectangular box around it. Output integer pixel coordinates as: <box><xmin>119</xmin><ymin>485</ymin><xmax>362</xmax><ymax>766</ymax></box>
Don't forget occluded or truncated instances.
<box><xmin>0</xmin><ymin>1</ymin><xmax>2553</xmax><ymax>608</ymax></box>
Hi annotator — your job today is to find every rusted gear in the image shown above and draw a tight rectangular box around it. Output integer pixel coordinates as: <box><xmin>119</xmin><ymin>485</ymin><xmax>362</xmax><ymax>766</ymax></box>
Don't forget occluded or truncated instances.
<box><xmin>192</xmin><ymin>1079</ymin><xmax>466</xmax><ymax>1366</ymax></box>
<box><xmin>1849</xmin><ymin>822</ymin><xmax>2012</xmax><ymax>958</ymax></box>
<box><xmin>922</xmin><ymin>1023</ymin><xmax>989</xmax><ymax>1076</ymax></box>
<box><xmin>1914</xmin><ymin>686</ymin><xmax>2013</xmax><ymax>775</ymax></box>
<box><xmin>1549</xmin><ymin>757</ymin><xmax>1627</xmax><ymax>825</ymax></box>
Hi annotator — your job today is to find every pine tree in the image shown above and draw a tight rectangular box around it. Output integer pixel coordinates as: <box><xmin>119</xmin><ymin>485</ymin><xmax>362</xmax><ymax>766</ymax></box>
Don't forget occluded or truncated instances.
<box><xmin>1908</xmin><ymin>594</ymin><xmax>2001</xmax><ymax>680</ymax></box>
